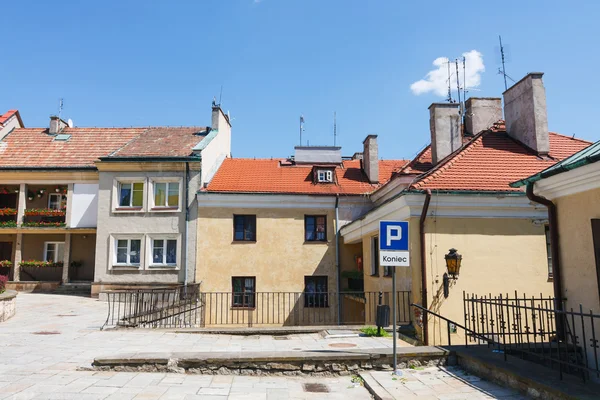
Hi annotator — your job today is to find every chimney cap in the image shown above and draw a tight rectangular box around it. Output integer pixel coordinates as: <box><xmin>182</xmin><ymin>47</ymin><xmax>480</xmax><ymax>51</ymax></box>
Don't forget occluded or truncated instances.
<box><xmin>428</xmin><ymin>102</ymin><xmax>460</xmax><ymax>110</ymax></box>
<box><xmin>503</xmin><ymin>72</ymin><xmax>545</xmax><ymax>95</ymax></box>
<box><xmin>362</xmin><ymin>134</ymin><xmax>378</xmax><ymax>144</ymax></box>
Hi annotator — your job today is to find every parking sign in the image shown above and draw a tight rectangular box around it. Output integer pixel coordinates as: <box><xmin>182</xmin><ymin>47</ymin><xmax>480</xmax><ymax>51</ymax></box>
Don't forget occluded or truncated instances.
<box><xmin>379</xmin><ymin>221</ymin><xmax>409</xmax><ymax>267</ymax></box>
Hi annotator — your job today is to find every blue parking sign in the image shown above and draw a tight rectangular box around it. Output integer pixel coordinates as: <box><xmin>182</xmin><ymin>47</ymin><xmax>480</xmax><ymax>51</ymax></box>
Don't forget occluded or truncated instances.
<box><xmin>379</xmin><ymin>221</ymin><xmax>409</xmax><ymax>251</ymax></box>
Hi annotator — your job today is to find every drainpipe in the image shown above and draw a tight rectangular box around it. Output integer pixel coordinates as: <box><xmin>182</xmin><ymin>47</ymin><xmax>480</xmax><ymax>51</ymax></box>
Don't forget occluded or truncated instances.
<box><xmin>335</xmin><ymin>194</ymin><xmax>341</xmax><ymax>325</ymax></box>
<box><xmin>419</xmin><ymin>189</ymin><xmax>432</xmax><ymax>345</ymax></box>
<box><xmin>526</xmin><ymin>183</ymin><xmax>565</xmax><ymax>338</ymax></box>
<box><xmin>184</xmin><ymin>162</ymin><xmax>190</xmax><ymax>287</ymax></box>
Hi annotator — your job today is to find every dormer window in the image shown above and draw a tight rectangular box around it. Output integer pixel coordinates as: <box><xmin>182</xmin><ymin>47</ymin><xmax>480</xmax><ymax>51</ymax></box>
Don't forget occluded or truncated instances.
<box><xmin>317</xmin><ymin>169</ymin><xmax>333</xmax><ymax>183</ymax></box>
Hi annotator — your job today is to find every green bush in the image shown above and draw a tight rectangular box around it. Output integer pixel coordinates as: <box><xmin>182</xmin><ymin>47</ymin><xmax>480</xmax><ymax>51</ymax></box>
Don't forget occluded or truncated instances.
<box><xmin>360</xmin><ymin>326</ymin><xmax>389</xmax><ymax>337</ymax></box>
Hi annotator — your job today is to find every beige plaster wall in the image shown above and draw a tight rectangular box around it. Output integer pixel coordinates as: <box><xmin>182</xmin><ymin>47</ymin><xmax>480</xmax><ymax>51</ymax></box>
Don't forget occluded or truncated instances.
<box><xmin>70</xmin><ymin>234</ymin><xmax>96</xmax><ymax>281</ymax></box>
<box><xmin>197</xmin><ymin>207</ymin><xmax>340</xmax><ymax>326</ymax></box>
<box><xmin>556</xmin><ymin>187</ymin><xmax>600</xmax><ymax>312</ymax></box>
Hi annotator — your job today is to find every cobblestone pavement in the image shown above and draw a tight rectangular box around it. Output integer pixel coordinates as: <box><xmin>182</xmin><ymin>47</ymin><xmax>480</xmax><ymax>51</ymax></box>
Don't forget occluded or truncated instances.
<box><xmin>366</xmin><ymin>367</ymin><xmax>528</xmax><ymax>399</ymax></box>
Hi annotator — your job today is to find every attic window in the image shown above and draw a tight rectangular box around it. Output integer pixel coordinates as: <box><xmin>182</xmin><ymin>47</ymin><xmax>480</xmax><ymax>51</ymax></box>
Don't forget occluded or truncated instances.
<box><xmin>317</xmin><ymin>169</ymin><xmax>333</xmax><ymax>183</ymax></box>
<box><xmin>54</xmin><ymin>134</ymin><xmax>71</xmax><ymax>141</ymax></box>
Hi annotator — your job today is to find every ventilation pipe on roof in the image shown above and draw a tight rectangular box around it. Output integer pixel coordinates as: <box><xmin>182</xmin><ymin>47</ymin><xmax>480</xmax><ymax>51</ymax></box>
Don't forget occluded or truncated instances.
<box><xmin>503</xmin><ymin>73</ymin><xmax>550</xmax><ymax>156</ymax></box>
<box><xmin>363</xmin><ymin>135</ymin><xmax>379</xmax><ymax>183</ymax></box>
<box><xmin>429</xmin><ymin>103</ymin><xmax>461</xmax><ymax>165</ymax></box>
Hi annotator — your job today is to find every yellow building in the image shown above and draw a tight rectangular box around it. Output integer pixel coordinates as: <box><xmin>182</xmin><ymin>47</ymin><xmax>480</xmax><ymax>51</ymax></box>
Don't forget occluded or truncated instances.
<box><xmin>341</xmin><ymin>73</ymin><xmax>590</xmax><ymax>345</ymax></box>
<box><xmin>512</xmin><ymin>139</ymin><xmax>600</xmax><ymax>376</ymax></box>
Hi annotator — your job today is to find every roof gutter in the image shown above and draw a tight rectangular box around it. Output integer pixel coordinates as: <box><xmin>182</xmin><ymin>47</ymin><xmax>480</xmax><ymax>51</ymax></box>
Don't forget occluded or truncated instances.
<box><xmin>98</xmin><ymin>156</ymin><xmax>201</xmax><ymax>162</ymax></box>
<box><xmin>525</xmin><ymin>183</ymin><xmax>565</xmax><ymax>340</ymax></box>
<box><xmin>419</xmin><ymin>189</ymin><xmax>432</xmax><ymax>345</ymax></box>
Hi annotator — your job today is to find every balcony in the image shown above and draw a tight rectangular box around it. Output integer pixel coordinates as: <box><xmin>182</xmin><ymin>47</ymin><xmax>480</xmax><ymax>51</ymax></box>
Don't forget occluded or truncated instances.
<box><xmin>22</xmin><ymin>208</ymin><xmax>66</xmax><ymax>228</ymax></box>
<box><xmin>0</xmin><ymin>185</ymin><xmax>19</xmax><ymax>229</ymax></box>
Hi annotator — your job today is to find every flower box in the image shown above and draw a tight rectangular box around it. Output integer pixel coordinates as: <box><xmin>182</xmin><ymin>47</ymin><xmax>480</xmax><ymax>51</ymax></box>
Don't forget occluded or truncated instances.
<box><xmin>24</xmin><ymin>208</ymin><xmax>66</xmax><ymax>217</ymax></box>
<box><xmin>0</xmin><ymin>208</ymin><xmax>17</xmax><ymax>216</ymax></box>
<box><xmin>21</xmin><ymin>221</ymin><xmax>66</xmax><ymax>228</ymax></box>
<box><xmin>19</xmin><ymin>260</ymin><xmax>63</xmax><ymax>268</ymax></box>
<box><xmin>0</xmin><ymin>260</ymin><xmax>12</xmax><ymax>268</ymax></box>
<box><xmin>0</xmin><ymin>221</ymin><xmax>17</xmax><ymax>228</ymax></box>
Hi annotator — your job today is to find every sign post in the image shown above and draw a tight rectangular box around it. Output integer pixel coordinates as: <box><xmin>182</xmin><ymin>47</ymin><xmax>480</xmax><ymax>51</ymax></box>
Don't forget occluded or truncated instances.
<box><xmin>379</xmin><ymin>221</ymin><xmax>409</xmax><ymax>375</ymax></box>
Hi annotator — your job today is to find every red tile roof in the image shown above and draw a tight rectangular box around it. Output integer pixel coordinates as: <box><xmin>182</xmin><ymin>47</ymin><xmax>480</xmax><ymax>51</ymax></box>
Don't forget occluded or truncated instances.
<box><xmin>407</xmin><ymin>124</ymin><xmax>591</xmax><ymax>192</ymax></box>
<box><xmin>206</xmin><ymin>158</ymin><xmax>410</xmax><ymax>195</ymax></box>
<box><xmin>0</xmin><ymin>126</ymin><xmax>207</xmax><ymax>169</ymax></box>
<box><xmin>0</xmin><ymin>110</ymin><xmax>22</xmax><ymax>127</ymax></box>
<box><xmin>107</xmin><ymin>127</ymin><xmax>207</xmax><ymax>158</ymax></box>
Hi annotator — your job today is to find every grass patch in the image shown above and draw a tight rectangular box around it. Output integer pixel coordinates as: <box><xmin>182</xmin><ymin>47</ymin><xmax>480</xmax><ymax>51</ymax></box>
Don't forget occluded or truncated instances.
<box><xmin>360</xmin><ymin>326</ymin><xmax>389</xmax><ymax>337</ymax></box>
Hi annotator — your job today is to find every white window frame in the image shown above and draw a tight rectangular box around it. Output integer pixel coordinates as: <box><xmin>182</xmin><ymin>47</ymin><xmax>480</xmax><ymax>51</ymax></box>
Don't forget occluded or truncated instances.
<box><xmin>112</xmin><ymin>178</ymin><xmax>147</xmax><ymax>212</ymax></box>
<box><xmin>150</xmin><ymin>178</ymin><xmax>183</xmax><ymax>211</ymax></box>
<box><xmin>110</xmin><ymin>235</ymin><xmax>144</xmax><ymax>269</ymax></box>
<box><xmin>317</xmin><ymin>170</ymin><xmax>333</xmax><ymax>183</ymax></box>
<box><xmin>147</xmin><ymin>234</ymin><xmax>181</xmax><ymax>269</ymax></box>
<box><xmin>43</xmin><ymin>242</ymin><xmax>65</xmax><ymax>263</ymax></box>
<box><xmin>48</xmin><ymin>193</ymin><xmax>65</xmax><ymax>210</ymax></box>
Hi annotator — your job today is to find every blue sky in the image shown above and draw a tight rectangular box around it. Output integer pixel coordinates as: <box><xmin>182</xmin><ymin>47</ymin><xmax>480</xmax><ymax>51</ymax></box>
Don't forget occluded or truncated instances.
<box><xmin>1</xmin><ymin>1</ymin><xmax>598</xmax><ymax>160</ymax></box>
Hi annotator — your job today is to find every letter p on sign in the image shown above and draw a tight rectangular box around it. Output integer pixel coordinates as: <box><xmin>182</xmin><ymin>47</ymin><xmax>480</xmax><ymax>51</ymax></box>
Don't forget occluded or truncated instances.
<box><xmin>386</xmin><ymin>225</ymin><xmax>402</xmax><ymax>247</ymax></box>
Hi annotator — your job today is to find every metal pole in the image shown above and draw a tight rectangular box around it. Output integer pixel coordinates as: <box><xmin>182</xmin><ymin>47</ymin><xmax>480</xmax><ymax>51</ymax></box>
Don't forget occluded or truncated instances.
<box><xmin>392</xmin><ymin>265</ymin><xmax>397</xmax><ymax>373</ymax></box>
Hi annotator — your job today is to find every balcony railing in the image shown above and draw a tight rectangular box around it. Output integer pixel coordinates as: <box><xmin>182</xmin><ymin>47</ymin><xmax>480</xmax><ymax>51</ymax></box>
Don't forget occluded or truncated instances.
<box><xmin>22</xmin><ymin>208</ymin><xmax>66</xmax><ymax>227</ymax></box>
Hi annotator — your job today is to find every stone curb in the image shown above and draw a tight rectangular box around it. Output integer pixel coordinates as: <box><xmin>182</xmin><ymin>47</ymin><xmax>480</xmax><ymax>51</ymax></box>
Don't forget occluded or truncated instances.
<box><xmin>359</xmin><ymin>371</ymin><xmax>394</xmax><ymax>400</ymax></box>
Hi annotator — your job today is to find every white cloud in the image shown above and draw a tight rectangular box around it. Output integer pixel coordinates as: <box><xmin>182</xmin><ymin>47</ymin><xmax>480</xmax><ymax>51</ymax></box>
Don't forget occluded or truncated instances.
<box><xmin>410</xmin><ymin>50</ymin><xmax>485</xmax><ymax>97</ymax></box>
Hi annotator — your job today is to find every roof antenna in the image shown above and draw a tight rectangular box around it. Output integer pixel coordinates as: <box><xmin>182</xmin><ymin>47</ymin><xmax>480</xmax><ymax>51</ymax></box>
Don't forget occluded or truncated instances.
<box><xmin>299</xmin><ymin>115</ymin><xmax>305</xmax><ymax>146</ymax></box>
<box><xmin>218</xmin><ymin>85</ymin><xmax>223</xmax><ymax>106</ymax></box>
<box><xmin>58</xmin><ymin>98</ymin><xmax>64</xmax><ymax>121</ymax></box>
<box><xmin>455</xmin><ymin>59</ymin><xmax>462</xmax><ymax>114</ymax></box>
<box><xmin>446</xmin><ymin>60</ymin><xmax>453</xmax><ymax>103</ymax></box>
<box><xmin>497</xmin><ymin>35</ymin><xmax>515</xmax><ymax>90</ymax></box>
<box><xmin>462</xmin><ymin>56</ymin><xmax>467</xmax><ymax>105</ymax></box>
<box><xmin>333</xmin><ymin>111</ymin><xmax>337</xmax><ymax>147</ymax></box>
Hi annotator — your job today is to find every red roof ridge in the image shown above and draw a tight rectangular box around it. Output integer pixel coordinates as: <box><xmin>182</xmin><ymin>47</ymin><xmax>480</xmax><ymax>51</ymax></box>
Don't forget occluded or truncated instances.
<box><xmin>410</xmin><ymin>130</ymin><xmax>487</xmax><ymax>190</ymax></box>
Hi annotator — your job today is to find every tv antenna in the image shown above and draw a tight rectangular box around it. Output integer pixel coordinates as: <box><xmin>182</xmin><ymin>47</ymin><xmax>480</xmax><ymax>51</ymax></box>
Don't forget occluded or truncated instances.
<box><xmin>219</xmin><ymin>85</ymin><xmax>223</xmax><ymax>106</ymax></box>
<box><xmin>58</xmin><ymin>98</ymin><xmax>64</xmax><ymax>120</ymax></box>
<box><xmin>299</xmin><ymin>115</ymin><xmax>305</xmax><ymax>146</ymax></box>
<box><xmin>455</xmin><ymin>59</ymin><xmax>462</xmax><ymax>113</ymax></box>
<box><xmin>497</xmin><ymin>35</ymin><xmax>515</xmax><ymax>91</ymax></box>
<box><xmin>333</xmin><ymin>111</ymin><xmax>337</xmax><ymax>146</ymax></box>
<box><xmin>446</xmin><ymin>60</ymin><xmax>453</xmax><ymax>103</ymax></box>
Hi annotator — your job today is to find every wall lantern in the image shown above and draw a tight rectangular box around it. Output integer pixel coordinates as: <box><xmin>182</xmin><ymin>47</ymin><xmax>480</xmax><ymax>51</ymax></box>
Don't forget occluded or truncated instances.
<box><xmin>445</xmin><ymin>248</ymin><xmax>462</xmax><ymax>279</ymax></box>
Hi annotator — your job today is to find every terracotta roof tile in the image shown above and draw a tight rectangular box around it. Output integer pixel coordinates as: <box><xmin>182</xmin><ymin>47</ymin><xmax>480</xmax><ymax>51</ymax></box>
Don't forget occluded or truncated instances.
<box><xmin>408</xmin><ymin>129</ymin><xmax>591</xmax><ymax>192</ymax></box>
<box><xmin>108</xmin><ymin>127</ymin><xmax>207</xmax><ymax>158</ymax></box>
<box><xmin>206</xmin><ymin>158</ymin><xmax>410</xmax><ymax>195</ymax></box>
<box><xmin>0</xmin><ymin>110</ymin><xmax>20</xmax><ymax>126</ymax></box>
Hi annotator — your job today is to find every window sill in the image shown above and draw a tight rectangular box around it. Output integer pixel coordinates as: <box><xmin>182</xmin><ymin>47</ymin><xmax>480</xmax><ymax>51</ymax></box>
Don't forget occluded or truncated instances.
<box><xmin>232</xmin><ymin>240</ymin><xmax>257</xmax><ymax>244</ymax></box>
<box><xmin>111</xmin><ymin>265</ymin><xmax>141</xmax><ymax>270</ymax></box>
<box><xmin>148</xmin><ymin>265</ymin><xmax>178</xmax><ymax>270</ymax></box>
<box><xmin>114</xmin><ymin>207</ymin><xmax>144</xmax><ymax>213</ymax></box>
<box><xmin>304</xmin><ymin>240</ymin><xmax>328</xmax><ymax>245</ymax></box>
<box><xmin>231</xmin><ymin>306</ymin><xmax>256</xmax><ymax>310</ymax></box>
<box><xmin>304</xmin><ymin>305</ymin><xmax>330</xmax><ymax>309</ymax></box>
<box><xmin>150</xmin><ymin>206</ymin><xmax>180</xmax><ymax>212</ymax></box>
<box><xmin>370</xmin><ymin>273</ymin><xmax>379</xmax><ymax>277</ymax></box>
<box><xmin>547</xmin><ymin>276</ymin><xmax>554</xmax><ymax>282</ymax></box>
<box><xmin>383</xmin><ymin>275</ymin><xmax>392</xmax><ymax>278</ymax></box>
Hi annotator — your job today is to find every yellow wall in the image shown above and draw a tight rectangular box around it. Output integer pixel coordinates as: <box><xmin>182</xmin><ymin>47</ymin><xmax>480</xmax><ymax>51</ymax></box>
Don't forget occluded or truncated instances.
<box><xmin>197</xmin><ymin>207</ymin><xmax>340</xmax><ymax>326</ymax></box>
<box><xmin>556</xmin><ymin>187</ymin><xmax>600</xmax><ymax>313</ymax></box>
<box><xmin>354</xmin><ymin>217</ymin><xmax>553</xmax><ymax>344</ymax></box>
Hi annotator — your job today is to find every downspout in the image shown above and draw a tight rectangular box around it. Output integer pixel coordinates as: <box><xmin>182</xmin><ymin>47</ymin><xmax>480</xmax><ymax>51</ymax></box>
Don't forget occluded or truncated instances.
<box><xmin>335</xmin><ymin>194</ymin><xmax>341</xmax><ymax>325</ymax></box>
<box><xmin>184</xmin><ymin>162</ymin><xmax>190</xmax><ymax>287</ymax></box>
<box><xmin>419</xmin><ymin>189</ymin><xmax>432</xmax><ymax>345</ymax></box>
<box><xmin>526</xmin><ymin>183</ymin><xmax>565</xmax><ymax>338</ymax></box>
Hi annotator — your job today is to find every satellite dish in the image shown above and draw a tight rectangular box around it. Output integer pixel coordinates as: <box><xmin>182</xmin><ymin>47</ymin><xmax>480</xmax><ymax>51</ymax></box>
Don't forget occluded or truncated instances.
<box><xmin>67</xmin><ymin>119</ymin><xmax>74</xmax><ymax>128</ymax></box>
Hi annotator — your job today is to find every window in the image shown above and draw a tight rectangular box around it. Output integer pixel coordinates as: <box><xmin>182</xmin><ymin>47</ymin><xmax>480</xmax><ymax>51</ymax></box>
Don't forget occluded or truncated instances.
<box><xmin>118</xmin><ymin>182</ymin><xmax>144</xmax><ymax>208</ymax></box>
<box><xmin>233</xmin><ymin>215</ymin><xmax>256</xmax><ymax>241</ymax></box>
<box><xmin>305</xmin><ymin>215</ymin><xmax>327</xmax><ymax>242</ymax></box>
<box><xmin>154</xmin><ymin>181</ymin><xmax>180</xmax><ymax>208</ymax></box>
<box><xmin>151</xmin><ymin>239</ymin><xmax>177</xmax><ymax>266</ymax></box>
<box><xmin>304</xmin><ymin>276</ymin><xmax>328</xmax><ymax>307</ymax></box>
<box><xmin>44</xmin><ymin>242</ymin><xmax>64</xmax><ymax>263</ymax></box>
<box><xmin>48</xmin><ymin>194</ymin><xmax>65</xmax><ymax>210</ymax></box>
<box><xmin>115</xmin><ymin>239</ymin><xmax>141</xmax><ymax>266</ymax></box>
<box><xmin>371</xmin><ymin>236</ymin><xmax>379</xmax><ymax>276</ymax></box>
<box><xmin>545</xmin><ymin>226</ymin><xmax>553</xmax><ymax>279</ymax></box>
<box><xmin>317</xmin><ymin>169</ymin><xmax>333</xmax><ymax>183</ymax></box>
<box><xmin>232</xmin><ymin>277</ymin><xmax>256</xmax><ymax>308</ymax></box>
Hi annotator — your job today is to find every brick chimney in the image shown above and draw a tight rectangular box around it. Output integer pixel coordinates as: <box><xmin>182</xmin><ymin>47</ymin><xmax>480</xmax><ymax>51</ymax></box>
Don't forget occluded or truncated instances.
<box><xmin>49</xmin><ymin>116</ymin><xmax>67</xmax><ymax>135</ymax></box>
<box><xmin>429</xmin><ymin>103</ymin><xmax>461</xmax><ymax>165</ymax></box>
<box><xmin>362</xmin><ymin>135</ymin><xmax>378</xmax><ymax>183</ymax></box>
<box><xmin>465</xmin><ymin>98</ymin><xmax>502</xmax><ymax>136</ymax></box>
<box><xmin>503</xmin><ymin>72</ymin><xmax>549</xmax><ymax>156</ymax></box>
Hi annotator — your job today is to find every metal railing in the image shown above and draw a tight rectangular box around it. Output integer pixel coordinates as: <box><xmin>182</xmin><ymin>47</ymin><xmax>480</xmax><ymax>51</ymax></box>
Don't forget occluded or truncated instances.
<box><xmin>102</xmin><ymin>284</ymin><xmax>202</xmax><ymax>329</ymax></box>
<box><xmin>462</xmin><ymin>292</ymin><xmax>600</xmax><ymax>381</ymax></box>
<box><xmin>201</xmin><ymin>291</ymin><xmax>411</xmax><ymax>327</ymax></box>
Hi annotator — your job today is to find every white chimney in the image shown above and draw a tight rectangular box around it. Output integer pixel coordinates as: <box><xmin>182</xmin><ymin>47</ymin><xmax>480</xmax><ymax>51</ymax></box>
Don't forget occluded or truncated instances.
<box><xmin>465</xmin><ymin>98</ymin><xmax>502</xmax><ymax>136</ymax></box>
<box><xmin>49</xmin><ymin>115</ymin><xmax>67</xmax><ymax>135</ymax></box>
<box><xmin>503</xmin><ymin>72</ymin><xmax>549</xmax><ymax>155</ymax></box>
<box><xmin>429</xmin><ymin>103</ymin><xmax>461</xmax><ymax>165</ymax></box>
<box><xmin>362</xmin><ymin>135</ymin><xmax>378</xmax><ymax>183</ymax></box>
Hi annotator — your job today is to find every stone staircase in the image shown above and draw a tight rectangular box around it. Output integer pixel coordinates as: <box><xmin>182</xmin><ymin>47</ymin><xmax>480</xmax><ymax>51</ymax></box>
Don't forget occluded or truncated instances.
<box><xmin>52</xmin><ymin>282</ymin><xmax>92</xmax><ymax>297</ymax></box>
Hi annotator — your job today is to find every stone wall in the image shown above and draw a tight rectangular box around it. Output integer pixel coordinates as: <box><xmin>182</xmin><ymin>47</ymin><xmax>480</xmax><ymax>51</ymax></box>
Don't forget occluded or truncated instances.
<box><xmin>0</xmin><ymin>290</ymin><xmax>16</xmax><ymax>322</ymax></box>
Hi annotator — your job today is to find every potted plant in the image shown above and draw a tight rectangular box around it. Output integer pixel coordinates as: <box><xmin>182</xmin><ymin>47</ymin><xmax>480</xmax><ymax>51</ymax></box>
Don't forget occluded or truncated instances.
<box><xmin>55</xmin><ymin>187</ymin><xmax>61</xmax><ymax>193</ymax></box>
<box><xmin>27</xmin><ymin>191</ymin><xmax>35</xmax><ymax>201</ymax></box>
<box><xmin>0</xmin><ymin>275</ymin><xmax>7</xmax><ymax>294</ymax></box>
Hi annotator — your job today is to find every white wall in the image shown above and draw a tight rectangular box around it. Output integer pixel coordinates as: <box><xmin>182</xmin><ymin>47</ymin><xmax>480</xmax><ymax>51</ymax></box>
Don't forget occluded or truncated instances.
<box><xmin>70</xmin><ymin>184</ymin><xmax>99</xmax><ymax>228</ymax></box>
<box><xmin>0</xmin><ymin>114</ymin><xmax>23</xmax><ymax>140</ymax></box>
<box><xmin>201</xmin><ymin>110</ymin><xmax>231</xmax><ymax>186</ymax></box>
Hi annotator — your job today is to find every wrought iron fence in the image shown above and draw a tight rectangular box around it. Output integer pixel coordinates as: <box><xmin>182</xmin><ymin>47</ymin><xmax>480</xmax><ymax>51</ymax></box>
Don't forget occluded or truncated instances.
<box><xmin>463</xmin><ymin>292</ymin><xmax>600</xmax><ymax>382</ymax></box>
<box><xmin>102</xmin><ymin>284</ymin><xmax>202</xmax><ymax>329</ymax></box>
<box><xmin>201</xmin><ymin>291</ymin><xmax>411</xmax><ymax>327</ymax></box>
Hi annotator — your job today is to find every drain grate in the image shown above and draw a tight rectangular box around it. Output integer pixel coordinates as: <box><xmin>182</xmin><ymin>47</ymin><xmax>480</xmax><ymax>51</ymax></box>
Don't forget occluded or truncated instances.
<box><xmin>32</xmin><ymin>331</ymin><xmax>61</xmax><ymax>335</ymax></box>
<box><xmin>56</xmin><ymin>314</ymin><xmax>78</xmax><ymax>317</ymax></box>
<box><xmin>273</xmin><ymin>336</ymin><xmax>289</xmax><ymax>340</ymax></box>
<box><xmin>303</xmin><ymin>383</ymin><xmax>329</xmax><ymax>393</ymax></box>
